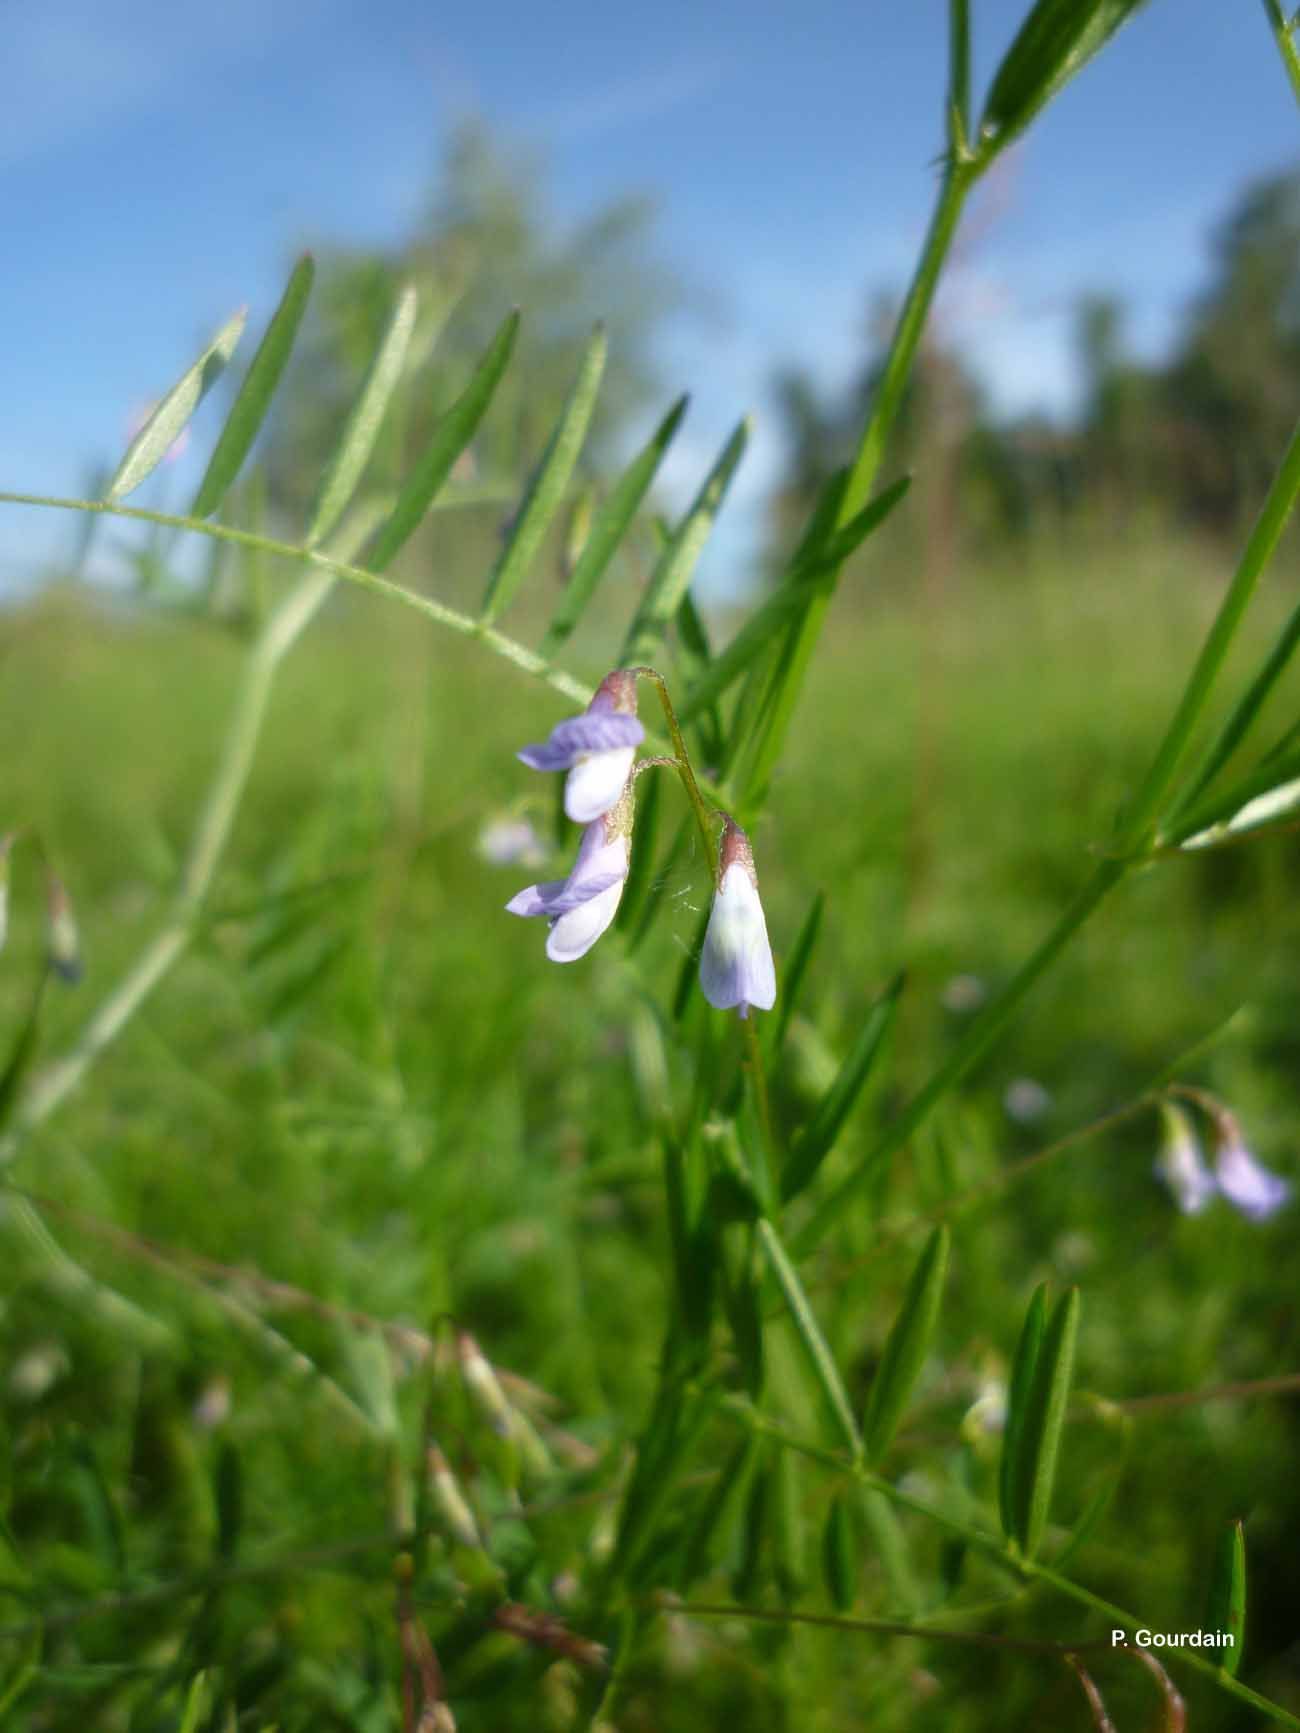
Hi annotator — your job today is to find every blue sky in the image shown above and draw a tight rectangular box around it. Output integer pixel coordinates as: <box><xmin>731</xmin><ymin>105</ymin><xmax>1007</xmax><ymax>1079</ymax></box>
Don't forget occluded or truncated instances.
<box><xmin>3</xmin><ymin>0</ymin><xmax>1299</xmax><ymax>587</ymax></box>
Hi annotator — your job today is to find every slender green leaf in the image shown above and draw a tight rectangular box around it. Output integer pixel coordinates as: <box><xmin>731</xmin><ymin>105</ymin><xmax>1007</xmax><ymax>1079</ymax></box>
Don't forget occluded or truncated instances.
<box><xmin>679</xmin><ymin>1433</ymin><xmax>761</xmax><ymax>1587</ymax></box>
<box><xmin>861</xmin><ymin>1485</ymin><xmax>920</xmax><ymax>1612</ymax></box>
<box><xmin>1168</xmin><ymin>594</ymin><xmax>1300</xmax><ymax>822</ymax></box>
<box><xmin>782</xmin><ymin>973</ymin><xmax>903</xmax><ymax>1202</ymax></box>
<box><xmin>107</xmin><ymin>308</ymin><xmax>247</xmax><ymax>502</ymax></box>
<box><xmin>191</xmin><ymin>254</ymin><xmax>315</xmax><ymax>519</ymax></box>
<box><xmin>215</xmin><ymin>1442</ymin><xmax>242</xmax><ymax>1561</ymax></box>
<box><xmin>480</xmin><ymin>324</ymin><xmax>607</xmax><ymax>623</ymax></box>
<box><xmin>770</xmin><ymin>890</ymin><xmax>824</xmax><ymax>1057</ymax></box>
<box><xmin>0</xmin><ymin>979</ymin><xmax>46</xmax><ymax>1135</ymax></box>
<box><xmin>178</xmin><ymin>1673</ymin><xmax>211</xmax><ymax>1733</ymax></box>
<box><xmin>1206</xmin><ymin>1519</ymin><xmax>1247</xmax><ymax>1676</ymax></box>
<box><xmin>731</xmin><ymin>478</ymin><xmax>912</xmax><ymax>800</ymax></box>
<box><xmin>1012</xmin><ymin>1286</ymin><xmax>1080</xmax><ymax>1557</ymax></box>
<box><xmin>771</xmin><ymin>1446</ymin><xmax>807</xmax><ymax>1601</ymax></box>
<box><xmin>542</xmin><ymin>393</ymin><xmax>688</xmax><ymax>652</ymax></box>
<box><xmin>678</xmin><ymin>581</ymin><xmax>817</xmax><ymax>727</ymax></box>
<box><xmin>616</xmin><ymin>767</ymin><xmax>663</xmax><ymax>935</ymax></box>
<box><xmin>863</xmin><ymin>1225</ymin><xmax>950</xmax><ymax>1464</ymax></box>
<box><xmin>980</xmin><ymin>0</ymin><xmax>1146</xmax><ymax>154</ymax></box>
<box><xmin>758</xmin><ymin>1218</ymin><xmax>862</xmax><ymax>1455</ymax></box>
<box><xmin>822</xmin><ymin>1494</ymin><xmax>857</xmax><ymax>1611</ymax></box>
<box><xmin>367</xmin><ymin>309</ymin><xmax>519</xmax><ymax>573</ymax></box>
<box><xmin>999</xmin><ymin>1284</ymin><xmax>1049</xmax><ymax>1542</ymax></box>
<box><xmin>1121</xmin><ymin>383</ymin><xmax>1300</xmax><ymax>848</ymax></box>
<box><xmin>1167</xmin><ymin>744</ymin><xmax>1300</xmax><ymax>850</ymax></box>
<box><xmin>673</xmin><ymin>589</ymin><xmax>726</xmax><ymax>766</ymax></box>
<box><xmin>304</xmin><ymin>284</ymin><xmax>418</xmax><ymax>550</ymax></box>
<box><xmin>620</xmin><ymin>417</ymin><xmax>750</xmax><ymax>666</ymax></box>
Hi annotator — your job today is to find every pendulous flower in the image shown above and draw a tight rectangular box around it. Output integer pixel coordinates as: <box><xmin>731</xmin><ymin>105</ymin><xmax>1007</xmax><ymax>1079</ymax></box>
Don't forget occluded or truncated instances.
<box><xmin>505</xmin><ymin>786</ymin><xmax>633</xmax><ymax>963</ymax></box>
<box><xmin>1211</xmin><ymin>1111</ymin><xmax>1291</xmax><ymax>1222</ymax></box>
<box><xmin>1154</xmin><ymin>1103</ymin><xmax>1216</xmax><ymax>1216</ymax></box>
<box><xmin>517</xmin><ymin>669</ymin><xmax>644</xmax><ymax>824</ymax></box>
<box><xmin>699</xmin><ymin>819</ymin><xmax>776</xmax><ymax>1017</ymax></box>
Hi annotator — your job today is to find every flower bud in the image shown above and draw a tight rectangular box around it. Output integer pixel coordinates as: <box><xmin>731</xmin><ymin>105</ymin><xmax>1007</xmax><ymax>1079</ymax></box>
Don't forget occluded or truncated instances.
<box><xmin>698</xmin><ymin>820</ymin><xmax>776</xmax><ymax>1017</ymax></box>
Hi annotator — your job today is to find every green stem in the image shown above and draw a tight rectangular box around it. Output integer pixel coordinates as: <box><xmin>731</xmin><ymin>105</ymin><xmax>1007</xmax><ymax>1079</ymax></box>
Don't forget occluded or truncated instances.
<box><xmin>1119</xmin><ymin>405</ymin><xmax>1300</xmax><ymax>847</ymax></box>
<box><xmin>799</xmin><ymin>856</ymin><xmax>1128</xmax><ymax>1246</ymax></box>
<box><xmin>738</xmin><ymin>1409</ymin><xmax>1299</xmax><ymax>1728</ymax></box>
<box><xmin>0</xmin><ymin>565</ymin><xmax>337</xmax><ymax>1167</ymax></box>
<box><xmin>630</xmin><ymin>666</ymin><xmax>720</xmax><ymax>882</ymax></box>
<box><xmin>741</xmin><ymin>159</ymin><xmax>976</xmax><ymax>805</ymax></box>
<box><xmin>0</xmin><ymin>492</ymin><xmax>734</xmax><ymax>814</ymax></box>
<box><xmin>757</xmin><ymin>1218</ymin><xmax>862</xmax><ymax>1459</ymax></box>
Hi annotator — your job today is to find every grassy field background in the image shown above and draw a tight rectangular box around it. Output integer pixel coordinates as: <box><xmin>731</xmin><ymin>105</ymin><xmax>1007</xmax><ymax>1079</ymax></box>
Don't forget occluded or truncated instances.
<box><xmin>2</xmin><ymin>519</ymin><xmax>1299</xmax><ymax>1729</ymax></box>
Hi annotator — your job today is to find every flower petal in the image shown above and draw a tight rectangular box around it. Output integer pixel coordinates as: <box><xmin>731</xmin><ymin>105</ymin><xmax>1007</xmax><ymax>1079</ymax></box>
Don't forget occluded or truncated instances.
<box><xmin>546</xmin><ymin>877</ymin><xmax>626</xmax><ymax>962</ymax></box>
<box><xmin>519</xmin><ymin>713</ymin><xmax>643</xmax><ymax>772</ymax></box>
<box><xmin>564</xmin><ymin>746</ymin><xmax>636</xmax><ymax>823</ymax></box>
<box><xmin>1215</xmin><ymin>1141</ymin><xmax>1291</xmax><ymax>1221</ymax></box>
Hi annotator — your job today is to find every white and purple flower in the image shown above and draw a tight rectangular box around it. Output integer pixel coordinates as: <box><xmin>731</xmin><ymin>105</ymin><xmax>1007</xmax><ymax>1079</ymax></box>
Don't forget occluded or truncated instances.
<box><xmin>506</xmin><ymin>792</ymin><xmax>633</xmax><ymax>963</ymax></box>
<box><xmin>1154</xmin><ymin>1101</ymin><xmax>1290</xmax><ymax>1223</ymax></box>
<box><xmin>518</xmin><ymin>670</ymin><xmax>644</xmax><ymax>824</ymax></box>
<box><xmin>699</xmin><ymin>819</ymin><xmax>776</xmax><ymax>1018</ymax></box>
<box><xmin>1212</xmin><ymin>1112</ymin><xmax>1292</xmax><ymax>1222</ymax></box>
<box><xmin>1154</xmin><ymin>1103</ymin><xmax>1217</xmax><ymax>1216</ymax></box>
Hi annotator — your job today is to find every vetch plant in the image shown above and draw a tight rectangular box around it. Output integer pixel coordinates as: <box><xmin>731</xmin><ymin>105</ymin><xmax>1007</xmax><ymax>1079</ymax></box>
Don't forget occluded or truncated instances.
<box><xmin>6</xmin><ymin>0</ymin><xmax>1300</xmax><ymax>1726</ymax></box>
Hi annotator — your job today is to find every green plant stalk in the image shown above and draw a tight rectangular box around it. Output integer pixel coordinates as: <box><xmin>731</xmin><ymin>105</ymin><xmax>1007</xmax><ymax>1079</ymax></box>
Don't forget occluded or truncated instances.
<box><xmin>742</xmin><ymin>159</ymin><xmax>976</xmax><ymax>804</ymax></box>
<box><xmin>0</xmin><ymin>565</ymin><xmax>337</xmax><ymax>1167</ymax></box>
<box><xmin>800</xmin><ymin>856</ymin><xmax>1127</xmax><ymax>1245</ymax></box>
<box><xmin>739</xmin><ymin>1411</ymin><xmax>1300</xmax><ymax>1729</ymax></box>
<box><xmin>631</xmin><ymin>666</ymin><xmax>720</xmax><ymax>879</ymax></box>
<box><xmin>1124</xmin><ymin>403</ymin><xmax>1300</xmax><ymax>847</ymax></box>
<box><xmin>0</xmin><ymin>494</ymin><xmax>733</xmax><ymax>815</ymax></box>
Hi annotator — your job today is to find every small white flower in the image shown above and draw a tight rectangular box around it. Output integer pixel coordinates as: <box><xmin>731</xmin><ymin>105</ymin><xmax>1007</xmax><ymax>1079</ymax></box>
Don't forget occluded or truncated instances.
<box><xmin>698</xmin><ymin>820</ymin><xmax>776</xmax><ymax>1018</ymax></box>
<box><xmin>1004</xmin><ymin>1077</ymin><xmax>1052</xmax><ymax>1124</ymax></box>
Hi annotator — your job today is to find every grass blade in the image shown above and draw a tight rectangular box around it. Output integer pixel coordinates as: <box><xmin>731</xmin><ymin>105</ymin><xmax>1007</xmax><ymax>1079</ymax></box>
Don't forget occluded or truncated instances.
<box><xmin>367</xmin><ymin>309</ymin><xmax>520</xmax><ymax>573</ymax></box>
<box><xmin>620</xmin><ymin>417</ymin><xmax>750</xmax><ymax>666</ymax></box>
<box><xmin>999</xmin><ymin>1283</ymin><xmax>1048</xmax><ymax>1541</ymax></box>
<box><xmin>1012</xmin><ymin>1286</ymin><xmax>1080</xmax><ymax>1557</ymax></box>
<box><xmin>781</xmin><ymin>973</ymin><xmax>903</xmax><ymax>1203</ymax></box>
<box><xmin>542</xmin><ymin>393</ymin><xmax>688</xmax><ymax>653</ymax></box>
<box><xmin>863</xmin><ymin>1225</ymin><xmax>950</xmax><ymax>1465</ymax></box>
<box><xmin>757</xmin><ymin>1217</ymin><xmax>862</xmax><ymax>1456</ymax></box>
<box><xmin>674</xmin><ymin>588</ymin><xmax>726</xmax><ymax>765</ymax></box>
<box><xmin>304</xmin><ymin>284</ymin><xmax>418</xmax><ymax>550</ymax></box>
<box><xmin>107</xmin><ymin>308</ymin><xmax>247</xmax><ymax>502</ymax></box>
<box><xmin>1206</xmin><ymin>1519</ymin><xmax>1247</xmax><ymax>1676</ymax></box>
<box><xmin>769</xmin><ymin>890</ymin><xmax>824</xmax><ymax>1057</ymax></box>
<box><xmin>730</xmin><ymin>479</ymin><xmax>911</xmax><ymax>800</ymax></box>
<box><xmin>480</xmin><ymin>324</ymin><xmax>608</xmax><ymax>624</ymax></box>
<box><xmin>191</xmin><ymin>254</ymin><xmax>315</xmax><ymax>519</ymax></box>
<box><xmin>822</xmin><ymin>1493</ymin><xmax>858</xmax><ymax>1610</ymax></box>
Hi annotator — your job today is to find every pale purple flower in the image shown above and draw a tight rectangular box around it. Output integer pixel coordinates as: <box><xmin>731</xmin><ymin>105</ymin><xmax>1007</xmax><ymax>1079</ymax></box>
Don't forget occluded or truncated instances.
<box><xmin>477</xmin><ymin>815</ymin><xmax>547</xmax><ymax>868</ymax></box>
<box><xmin>506</xmin><ymin>801</ymin><xmax>631</xmax><ymax>963</ymax></box>
<box><xmin>1212</xmin><ymin>1113</ymin><xmax>1291</xmax><ymax>1222</ymax></box>
<box><xmin>1154</xmin><ymin>1103</ymin><xmax>1216</xmax><ymax>1216</ymax></box>
<box><xmin>518</xmin><ymin>670</ymin><xmax>644</xmax><ymax>824</ymax></box>
<box><xmin>699</xmin><ymin>820</ymin><xmax>776</xmax><ymax>1018</ymax></box>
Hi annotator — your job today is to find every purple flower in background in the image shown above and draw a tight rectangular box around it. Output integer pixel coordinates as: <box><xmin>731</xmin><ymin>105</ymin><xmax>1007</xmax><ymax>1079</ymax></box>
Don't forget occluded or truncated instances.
<box><xmin>1212</xmin><ymin>1112</ymin><xmax>1291</xmax><ymax>1222</ymax></box>
<box><xmin>518</xmin><ymin>670</ymin><xmax>644</xmax><ymax>824</ymax></box>
<box><xmin>506</xmin><ymin>792</ymin><xmax>632</xmax><ymax>963</ymax></box>
<box><xmin>699</xmin><ymin>819</ymin><xmax>776</xmax><ymax>1018</ymax></box>
<box><xmin>1154</xmin><ymin>1103</ymin><xmax>1217</xmax><ymax>1216</ymax></box>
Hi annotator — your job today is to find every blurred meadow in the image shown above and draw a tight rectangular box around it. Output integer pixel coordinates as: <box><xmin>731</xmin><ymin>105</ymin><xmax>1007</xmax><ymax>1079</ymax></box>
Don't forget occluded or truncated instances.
<box><xmin>5</xmin><ymin>3</ymin><xmax>1300</xmax><ymax>1730</ymax></box>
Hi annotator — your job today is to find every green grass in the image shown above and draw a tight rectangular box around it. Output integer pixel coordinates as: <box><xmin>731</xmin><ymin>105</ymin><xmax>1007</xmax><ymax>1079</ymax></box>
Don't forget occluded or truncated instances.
<box><xmin>3</xmin><ymin>528</ymin><xmax>1300</xmax><ymax>1730</ymax></box>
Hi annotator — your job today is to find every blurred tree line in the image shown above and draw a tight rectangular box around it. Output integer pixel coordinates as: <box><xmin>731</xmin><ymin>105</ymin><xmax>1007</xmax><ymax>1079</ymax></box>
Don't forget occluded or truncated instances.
<box><xmin>260</xmin><ymin>128</ymin><xmax>1300</xmax><ymax>599</ymax></box>
<box><xmin>770</xmin><ymin>166</ymin><xmax>1300</xmax><ymax>561</ymax></box>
